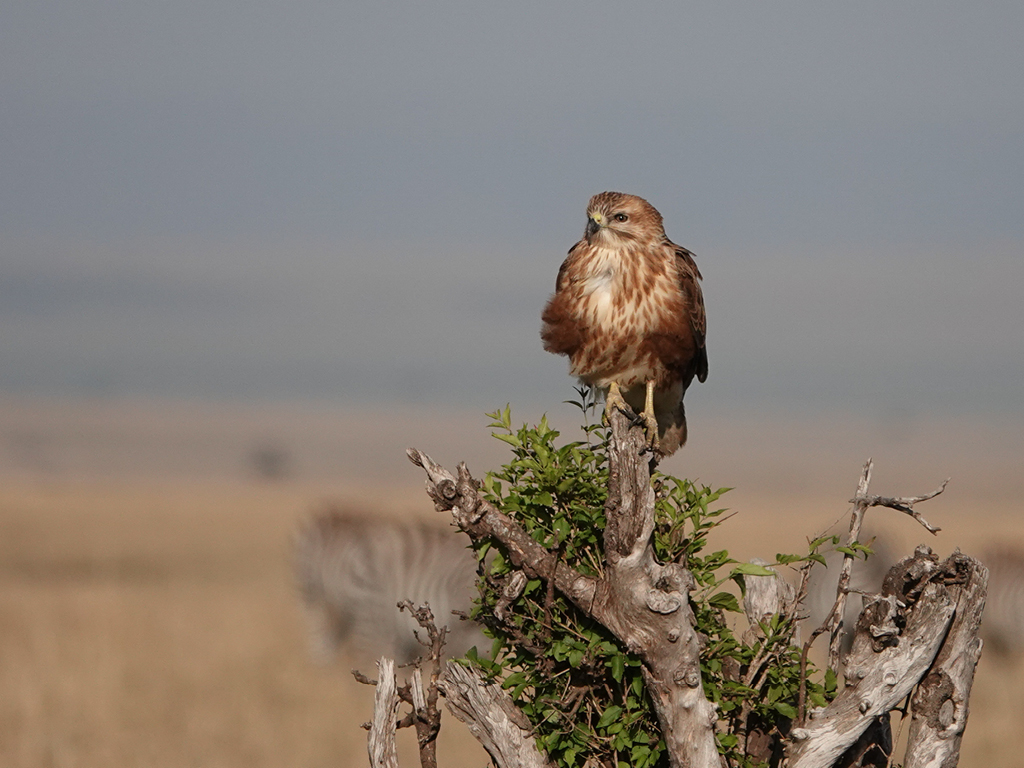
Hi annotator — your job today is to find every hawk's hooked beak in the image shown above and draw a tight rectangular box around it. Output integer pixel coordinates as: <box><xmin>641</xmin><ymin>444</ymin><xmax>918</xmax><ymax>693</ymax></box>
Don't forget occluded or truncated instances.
<box><xmin>586</xmin><ymin>213</ymin><xmax>604</xmax><ymax>238</ymax></box>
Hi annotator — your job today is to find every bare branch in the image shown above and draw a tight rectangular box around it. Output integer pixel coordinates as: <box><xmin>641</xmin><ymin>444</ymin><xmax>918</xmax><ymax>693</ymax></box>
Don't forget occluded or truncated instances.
<box><xmin>850</xmin><ymin>478</ymin><xmax>948</xmax><ymax>535</ymax></box>
<box><xmin>410</xmin><ymin>668</ymin><xmax>426</xmax><ymax>719</ymax></box>
<box><xmin>353</xmin><ymin>669</ymin><xmax>377</xmax><ymax>687</ymax></box>
<box><xmin>367</xmin><ymin>658</ymin><xmax>400</xmax><ymax>768</ymax></box>
<box><xmin>394</xmin><ymin>602</ymin><xmax>446</xmax><ymax>768</ymax></box>
<box><xmin>827</xmin><ymin>460</ymin><xmax>874</xmax><ymax>670</ymax></box>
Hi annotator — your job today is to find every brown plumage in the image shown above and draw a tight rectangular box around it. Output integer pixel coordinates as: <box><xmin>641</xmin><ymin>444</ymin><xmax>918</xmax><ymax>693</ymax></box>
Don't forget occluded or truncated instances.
<box><xmin>541</xmin><ymin>192</ymin><xmax>707</xmax><ymax>457</ymax></box>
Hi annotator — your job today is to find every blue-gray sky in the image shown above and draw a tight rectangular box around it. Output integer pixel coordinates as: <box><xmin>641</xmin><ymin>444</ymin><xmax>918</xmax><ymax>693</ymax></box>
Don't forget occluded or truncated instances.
<box><xmin>2</xmin><ymin>1</ymin><xmax>1022</xmax><ymax>415</ymax></box>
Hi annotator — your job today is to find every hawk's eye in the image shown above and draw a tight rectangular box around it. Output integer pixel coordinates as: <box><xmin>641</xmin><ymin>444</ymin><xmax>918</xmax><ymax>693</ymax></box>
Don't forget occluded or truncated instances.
<box><xmin>614</xmin><ymin>213</ymin><xmax>629</xmax><ymax>222</ymax></box>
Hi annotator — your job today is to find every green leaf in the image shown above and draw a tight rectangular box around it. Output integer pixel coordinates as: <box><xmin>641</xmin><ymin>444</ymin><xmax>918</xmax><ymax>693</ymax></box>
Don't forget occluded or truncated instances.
<box><xmin>825</xmin><ymin>667</ymin><xmax>838</xmax><ymax>694</ymax></box>
<box><xmin>596</xmin><ymin>705</ymin><xmax>623</xmax><ymax>729</ymax></box>
<box><xmin>631</xmin><ymin>674</ymin><xmax>644</xmax><ymax>697</ymax></box>
<box><xmin>492</xmin><ymin>432</ymin><xmax>521</xmax><ymax>447</ymax></box>
<box><xmin>730</xmin><ymin>562</ymin><xmax>776</xmax><ymax>577</ymax></box>
<box><xmin>774</xmin><ymin>701</ymin><xmax>798</xmax><ymax>719</ymax></box>
<box><xmin>717</xmin><ymin>732</ymin><xmax>739</xmax><ymax>749</ymax></box>
<box><xmin>610</xmin><ymin>654</ymin><xmax>625</xmax><ymax>682</ymax></box>
<box><xmin>501</xmin><ymin>671</ymin><xmax>526</xmax><ymax>690</ymax></box>
<box><xmin>708</xmin><ymin>592</ymin><xmax>741</xmax><ymax>612</ymax></box>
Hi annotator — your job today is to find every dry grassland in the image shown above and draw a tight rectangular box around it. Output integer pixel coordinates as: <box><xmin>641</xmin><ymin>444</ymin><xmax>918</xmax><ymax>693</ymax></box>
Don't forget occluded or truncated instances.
<box><xmin>0</xmin><ymin>397</ymin><xmax>1021</xmax><ymax>767</ymax></box>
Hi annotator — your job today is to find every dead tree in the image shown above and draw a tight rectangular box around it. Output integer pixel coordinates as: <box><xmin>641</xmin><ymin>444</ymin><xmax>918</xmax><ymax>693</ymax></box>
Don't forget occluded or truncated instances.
<box><xmin>359</xmin><ymin>409</ymin><xmax>987</xmax><ymax>768</ymax></box>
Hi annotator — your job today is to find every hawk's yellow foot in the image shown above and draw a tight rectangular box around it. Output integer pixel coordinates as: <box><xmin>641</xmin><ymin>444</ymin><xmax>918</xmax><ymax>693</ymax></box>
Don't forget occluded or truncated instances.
<box><xmin>603</xmin><ymin>381</ymin><xmax>660</xmax><ymax>454</ymax></box>
<box><xmin>602</xmin><ymin>382</ymin><xmax>630</xmax><ymax>425</ymax></box>
<box><xmin>639</xmin><ymin>380</ymin><xmax>660</xmax><ymax>454</ymax></box>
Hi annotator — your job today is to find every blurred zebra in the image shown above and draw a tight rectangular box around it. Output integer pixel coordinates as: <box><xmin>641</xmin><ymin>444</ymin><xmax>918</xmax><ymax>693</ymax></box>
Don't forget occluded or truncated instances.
<box><xmin>977</xmin><ymin>545</ymin><xmax>1024</xmax><ymax>658</ymax></box>
<box><xmin>295</xmin><ymin>508</ymin><xmax>486</xmax><ymax>666</ymax></box>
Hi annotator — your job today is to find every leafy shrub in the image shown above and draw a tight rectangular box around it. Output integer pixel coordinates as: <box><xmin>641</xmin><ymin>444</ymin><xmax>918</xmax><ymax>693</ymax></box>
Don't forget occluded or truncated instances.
<box><xmin>465</xmin><ymin>392</ymin><xmax>836</xmax><ymax>768</ymax></box>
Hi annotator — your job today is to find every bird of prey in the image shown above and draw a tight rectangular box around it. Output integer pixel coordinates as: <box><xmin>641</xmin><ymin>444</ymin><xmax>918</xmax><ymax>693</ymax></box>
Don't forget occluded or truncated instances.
<box><xmin>541</xmin><ymin>192</ymin><xmax>707</xmax><ymax>457</ymax></box>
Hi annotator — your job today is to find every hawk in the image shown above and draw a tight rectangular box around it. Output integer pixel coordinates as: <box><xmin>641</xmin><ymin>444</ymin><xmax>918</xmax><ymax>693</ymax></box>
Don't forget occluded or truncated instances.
<box><xmin>541</xmin><ymin>192</ymin><xmax>707</xmax><ymax>457</ymax></box>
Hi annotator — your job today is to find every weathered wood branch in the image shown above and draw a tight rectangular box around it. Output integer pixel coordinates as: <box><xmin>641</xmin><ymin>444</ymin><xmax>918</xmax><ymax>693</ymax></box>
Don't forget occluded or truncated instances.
<box><xmin>904</xmin><ymin>553</ymin><xmax>988</xmax><ymax>768</ymax></box>
<box><xmin>437</xmin><ymin>661</ymin><xmax>553</xmax><ymax>768</ymax></box>
<box><xmin>786</xmin><ymin>548</ymin><xmax>985</xmax><ymax>768</ymax></box>
<box><xmin>599</xmin><ymin>411</ymin><xmax>722</xmax><ymax>768</ymax></box>
<box><xmin>743</xmin><ymin>558</ymin><xmax>796</xmax><ymax>633</ymax></box>
<box><xmin>409</xmin><ymin>408</ymin><xmax>722</xmax><ymax>768</ymax></box>
<box><xmin>368</xmin><ymin>658</ymin><xmax>400</xmax><ymax>768</ymax></box>
<box><xmin>849</xmin><ymin>481</ymin><xmax>947</xmax><ymax>536</ymax></box>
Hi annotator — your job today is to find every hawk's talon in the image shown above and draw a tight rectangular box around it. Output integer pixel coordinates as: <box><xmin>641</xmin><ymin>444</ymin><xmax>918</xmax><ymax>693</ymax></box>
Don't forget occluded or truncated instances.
<box><xmin>638</xmin><ymin>410</ymin><xmax>660</xmax><ymax>455</ymax></box>
<box><xmin>603</xmin><ymin>382</ymin><xmax>632</xmax><ymax>425</ymax></box>
<box><xmin>603</xmin><ymin>381</ymin><xmax>660</xmax><ymax>454</ymax></box>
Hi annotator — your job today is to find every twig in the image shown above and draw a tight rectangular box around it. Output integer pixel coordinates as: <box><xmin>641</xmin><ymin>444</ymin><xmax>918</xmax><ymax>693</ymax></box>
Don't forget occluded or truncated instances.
<box><xmin>850</xmin><ymin>479</ymin><xmax>947</xmax><ymax>535</ymax></box>
<box><xmin>541</xmin><ymin>538</ymin><xmax>564</xmax><ymax>641</ymax></box>
<box><xmin>395</xmin><ymin>602</ymin><xmax>446</xmax><ymax>768</ymax></box>
<box><xmin>828</xmin><ymin>460</ymin><xmax>875</xmax><ymax>670</ymax></box>
<box><xmin>797</xmin><ymin>623</ymin><xmax>831</xmax><ymax>726</ymax></box>
<box><xmin>353</xmin><ymin>670</ymin><xmax>378</xmax><ymax>687</ymax></box>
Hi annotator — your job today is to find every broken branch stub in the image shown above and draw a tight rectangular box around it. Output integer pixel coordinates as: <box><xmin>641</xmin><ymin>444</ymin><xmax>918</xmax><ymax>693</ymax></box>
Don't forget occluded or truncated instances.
<box><xmin>368</xmin><ymin>658</ymin><xmax>400</xmax><ymax>768</ymax></box>
<box><xmin>903</xmin><ymin>553</ymin><xmax>988</xmax><ymax>768</ymax></box>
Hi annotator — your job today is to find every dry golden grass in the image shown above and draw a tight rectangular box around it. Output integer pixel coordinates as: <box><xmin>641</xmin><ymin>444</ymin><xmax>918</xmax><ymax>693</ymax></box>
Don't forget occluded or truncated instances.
<box><xmin>0</xmin><ymin>479</ymin><xmax>486</xmax><ymax>768</ymax></box>
<box><xmin>0</xmin><ymin>397</ymin><xmax>1020</xmax><ymax>767</ymax></box>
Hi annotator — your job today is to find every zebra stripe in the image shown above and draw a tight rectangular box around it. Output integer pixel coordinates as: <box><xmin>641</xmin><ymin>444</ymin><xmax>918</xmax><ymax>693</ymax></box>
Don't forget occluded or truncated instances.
<box><xmin>295</xmin><ymin>509</ymin><xmax>485</xmax><ymax>665</ymax></box>
<box><xmin>978</xmin><ymin>546</ymin><xmax>1024</xmax><ymax>657</ymax></box>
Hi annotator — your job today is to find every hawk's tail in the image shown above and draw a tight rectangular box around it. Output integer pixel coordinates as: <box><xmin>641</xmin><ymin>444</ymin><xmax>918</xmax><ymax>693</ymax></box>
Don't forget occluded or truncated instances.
<box><xmin>655</xmin><ymin>400</ymin><xmax>687</xmax><ymax>458</ymax></box>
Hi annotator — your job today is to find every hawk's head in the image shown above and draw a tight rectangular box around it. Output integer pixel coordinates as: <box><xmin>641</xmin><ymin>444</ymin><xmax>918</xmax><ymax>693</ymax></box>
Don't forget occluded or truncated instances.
<box><xmin>584</xmin><ymin>192</ymin><xmax>666</xmax><ymax>247</ymax></box>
